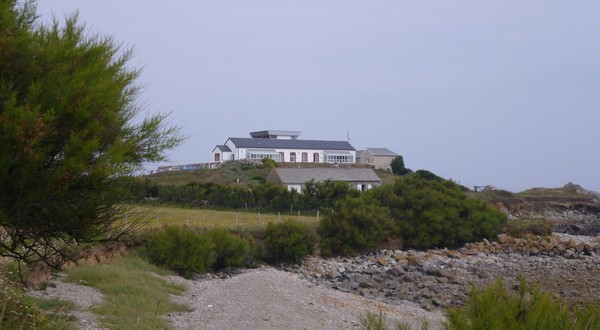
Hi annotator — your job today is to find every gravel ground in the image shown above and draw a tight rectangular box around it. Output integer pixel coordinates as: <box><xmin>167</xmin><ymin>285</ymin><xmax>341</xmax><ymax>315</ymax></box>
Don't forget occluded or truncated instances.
<box><xmin>28</xmin><ymin>273</ymin><xmax>106</xmax><ymax>330</ymax></box>
<box><xmin>29</xmin><ymin>267</ymin><xmax>444</xmax><ymax>330</ymax></box>
<box><xmin>166</xmin><ymin>267</ymin><xmax>445</xmax><ymax>330</ymax></box>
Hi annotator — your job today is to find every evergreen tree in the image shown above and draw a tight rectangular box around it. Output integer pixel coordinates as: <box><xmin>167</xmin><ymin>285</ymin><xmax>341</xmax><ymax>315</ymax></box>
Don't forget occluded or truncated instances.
<box><xmin>390</xmin><ymin>155</ymin><xmax>410</xmax><ymax>175</ymax></box>
<box><xmin>0</xmin><ymin>1</ymin><xmax>182</xmax><ymax>266</ymax></box>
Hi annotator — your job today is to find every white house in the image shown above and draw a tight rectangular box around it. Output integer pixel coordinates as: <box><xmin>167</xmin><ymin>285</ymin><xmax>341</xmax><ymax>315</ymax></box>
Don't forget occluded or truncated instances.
<box><xmin>212</xmin><ymin>130</ymin><xmax>356</xmax><ymax>166</ymax></box>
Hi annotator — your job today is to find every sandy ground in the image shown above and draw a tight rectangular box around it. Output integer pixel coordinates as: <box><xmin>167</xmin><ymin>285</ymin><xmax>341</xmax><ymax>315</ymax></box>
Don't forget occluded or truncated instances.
<box><xmin>30</xmin><ymin>267</ymin><xmax>445</xmax><ymax>330</ymax></box>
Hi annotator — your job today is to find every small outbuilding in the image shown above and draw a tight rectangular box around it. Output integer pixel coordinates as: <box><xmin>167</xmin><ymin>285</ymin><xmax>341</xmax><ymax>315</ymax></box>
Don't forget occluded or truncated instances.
<box><xmin>357</xmin><ymin>147</ymin><xmax>399</xmax><ymax>171</ymax></box>
<box><xmin>267</xmin><ymin>167</ymin><xmax>382</xmax><ymax>193</ymax></box>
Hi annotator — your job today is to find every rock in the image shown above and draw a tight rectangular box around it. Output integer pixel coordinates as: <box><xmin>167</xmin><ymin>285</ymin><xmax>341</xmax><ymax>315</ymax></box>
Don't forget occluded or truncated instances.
<box><xmin>406</xmin><ymin>256</ymin><xmax>421</xmax><ymax>266</ymax></box>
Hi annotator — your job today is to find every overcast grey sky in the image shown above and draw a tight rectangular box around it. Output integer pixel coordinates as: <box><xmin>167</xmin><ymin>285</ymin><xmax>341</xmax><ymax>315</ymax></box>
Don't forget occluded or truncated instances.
<box><xmin>37</xmin><ymin>1</ymin><xmax>600</xmax><ymax>192</ymax></box>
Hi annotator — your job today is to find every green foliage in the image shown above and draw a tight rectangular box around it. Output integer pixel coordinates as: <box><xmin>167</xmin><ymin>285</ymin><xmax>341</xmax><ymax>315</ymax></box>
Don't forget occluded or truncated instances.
<box><xmin>262</xmin><ymin>157</ymin><xmax>277</xmax><ymax>168</ymax></box>
<box><xmin>319</xmin><ymin>173</ymin><xmax>507</xmax><ymax>254</ymax></box>
<box><xmin>0</xmin><ymin>1</ymin><xmax>182</xmax><ymax>266</ymax></box>
<box><xmin>125</xmin><ymin>176</ymin><xmax>359</xmax><ymax>214</ymax></box>
<box><xmin>319</xmin><ymin>197</ymin><xmax>393</xmax><ymax>256</ymax></box>
<box><xmin>445</xmin><ymin>279</ymin><xmax>600</xmax><ymax>330</ymax></box>
<box><xmin>360</xmin><ymin>309</ymin><xmax>429</xmax><ymax>330</ymax></box>
<box><xmin>414</xmin><ymin>169</ymin><xmax>444</xmax><ymax>182</ymax></box>
<box><xmin>144</xmin><ymin>227</ymin><xmax>255</xmax><ymax>276</ymax></box>
<box><xmin>390</xmin><ymin>156</ymin><xmax>411</xmax><ymax>176</ymax></box>
<box><xmin>360</xmin><ymin>310</ymin><xmax>388</xmax><ymax>330</ymax></box>
<box><xmin>503</xmin><ymin>218</ymin><xmax>553</xmax><ymax>238</ymax></box>
<box><xmin>383</xmin><ymin>175</ymin><xmax>506</xmax><ymax>249</ymax></box>
<box><xmin>264</xmin><ymin>220</ymin><xmax>317</xmax><ymax>263</ymax></box>
<box><xmin>204</xmin><ymin>228</ymin><xmax>251</xmax><ymax>270</ymax></box>
<box><xmin>144</xmin><ymin>227</ymin><xmax>216</xmax><ymax>278</ymax></box>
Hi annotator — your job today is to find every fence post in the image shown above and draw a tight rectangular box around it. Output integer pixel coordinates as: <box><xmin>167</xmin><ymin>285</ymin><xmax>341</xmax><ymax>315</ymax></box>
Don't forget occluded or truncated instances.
<box><xmin>317</xmin><ymin>210</ymin><xmax>320</xmax><ymax>222</ymax></box>
<box><xmin>236</xmin><ymin>212</ymin><xmax>239</xmax><ymax>225</ymax></box>
<box><xmin>258</xmin><ymin>212</ymin><xmax>261</xmax><ymax>225</ymax></box>
<box><xmin>278</xmin><ymin>212</ymin><xmax>281</xmax><ymax>223</ymax></box>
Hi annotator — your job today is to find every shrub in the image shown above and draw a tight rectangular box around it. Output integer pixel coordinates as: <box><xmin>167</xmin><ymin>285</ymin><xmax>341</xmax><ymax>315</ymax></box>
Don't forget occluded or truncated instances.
<box><xmin>318</xmin><ymin>174</ymin><xmax>507</xmax><ymax>255</ymax></box>
<box><xmin>503</xmin><ymin>218</ymin><xmax>553</xmax><ymax>238</ymax></box>
<box><xmin>382</xmin><ymin>176</ymin><xmax>506</xmax><ymax>249</ymax></box>
<box><xmin>144</xmin><ymin>227</ymin><xmax>216</xmax><ymax>278</ymax></box>
<box><xmin>390</xmin><ymin>156</ymin><xmax>411</xmax><ymax>176</ymax></box>
<box><xmin>445</xmin><ymin>279</ymin><xmax>600</xmax><ymax>329</ymax></box>
<box><xmin>319</xmin><ymin>197</ymin><xmax>393</xmax><ymax>256</ymax></box>
<box><xmin>264</xmin><ymin>220</ymin><xmax>317</xmax><ymax>263</ymax></box>
<box><xmin>204</xmin><ymin>228</ymin><xmax>251</xmax><ymax>270</ymax></box>
<box><xmin>262</xmin><ymin>157</ymin><xmax>277</xmax><ymax>168</ymax></box>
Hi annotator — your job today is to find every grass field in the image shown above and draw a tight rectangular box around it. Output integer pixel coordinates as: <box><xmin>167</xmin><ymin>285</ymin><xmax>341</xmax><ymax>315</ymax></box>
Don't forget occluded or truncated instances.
<box><xmin>130</xmin><ymin>205</ymin><xmax>320</xmax><ymax>230</ymax></box>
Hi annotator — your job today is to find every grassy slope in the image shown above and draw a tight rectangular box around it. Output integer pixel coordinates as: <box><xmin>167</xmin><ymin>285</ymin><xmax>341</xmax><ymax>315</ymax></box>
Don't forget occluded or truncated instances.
<box><xmin>132</xmin><ymin>204</ymin><xmax>319</xmax><ymax>231</ymax></box>
<box><xmin>143</xmin><ymin>161</ymin><xmax>391</xmax><ymax>186</ymax></box>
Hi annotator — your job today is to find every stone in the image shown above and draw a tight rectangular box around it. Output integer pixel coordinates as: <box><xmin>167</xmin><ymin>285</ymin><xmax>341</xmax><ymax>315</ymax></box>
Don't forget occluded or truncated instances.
<box><xmin>406</xmin><ymin>256</ymin><xmax>421</xmax><ymax>266</ymax></box>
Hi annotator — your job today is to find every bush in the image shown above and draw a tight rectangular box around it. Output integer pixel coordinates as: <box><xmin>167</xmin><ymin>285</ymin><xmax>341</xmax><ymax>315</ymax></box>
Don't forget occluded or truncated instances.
<box><xmin>204</xmin><ymin>228</ymin><xmax>251</xmax><ymax>270</ymax></box>
<box><xmin>264</xmin><ymin>220</ymin><xmax>317</xmax><ymax>263</ymax></box>
<box><xmin>318</xmin><ymin>174</ymin><xmax>507</xmax><ymax>255</ymax></box>
<box><xmin>144</xmin><ymin>227</ymin><xmax>256</xmax><ymax>276</ymax></box>
<box><xmin>319</xmin><ymin>197</ymin><xmax>393</xmax><ymax>256</ymax></box>
<box><xmin>262</xmin><ymin>157</ymin><xmax>277</xmax><ymax>168</ymax></box>
<box><xmin>381</xmin><ymin>176</ymin><xmax>506</xmax><ymax>249</ymax></box>
<box><xmin>144</xmin><ymin>227</ymin><xmax>216</xmax><ymax>278</ymax></box>
<box><xmin>503</xmin><ymin>218</ymin><xmax>553</xmax><ymax>238</ymax></box>
<box><xmin>445</xmin><ymin>279</ymin><xmax>600</xmax><ymax>329</ymax></box>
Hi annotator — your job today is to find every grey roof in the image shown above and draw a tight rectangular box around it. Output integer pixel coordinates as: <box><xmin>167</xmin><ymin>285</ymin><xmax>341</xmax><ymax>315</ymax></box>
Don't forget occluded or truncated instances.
<box><xmin>366</xmin><ymin>148</ymin><xmax>398</xmax><ymax>157</ymax></box>
<box><xmin>270</xmin><ymin>168</ymin><xmax>381</xmax><ymax>184</ymax></box>
<box><xmin>214</xmin><ymin>145</ymin><xmax>231</xmax><ymax>152</ymax></box>
<box><xmin>356</xmin><ymin>150</ymin><xmax>365</xmax><ymax>158</ymax></box>
<box><xmin>228</xmin><ymin>137</ymin><xmax>355</xmax><ymax>151</ymax></box>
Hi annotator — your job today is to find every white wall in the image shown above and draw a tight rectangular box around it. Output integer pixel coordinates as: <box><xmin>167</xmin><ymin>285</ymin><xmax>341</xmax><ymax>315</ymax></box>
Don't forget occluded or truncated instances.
<box><xmin>287</xmin><ymin>184</ymin><xmax>302</xmax><ymax>193</ymax></box>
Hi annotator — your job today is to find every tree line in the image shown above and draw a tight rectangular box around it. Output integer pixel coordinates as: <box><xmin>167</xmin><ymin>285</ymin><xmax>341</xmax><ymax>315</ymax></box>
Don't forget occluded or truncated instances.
<box><xmin>121</xmin><ymin>177</ymin><xmax>360</xmax><ymax>213</ymax></box>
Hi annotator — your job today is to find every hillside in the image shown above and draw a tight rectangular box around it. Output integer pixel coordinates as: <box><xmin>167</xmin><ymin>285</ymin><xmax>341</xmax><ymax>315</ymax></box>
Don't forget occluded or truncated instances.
<box><xmin>473</xmin><ymin>183</ymin><xmax>600</xmax><ymax>235</ymax></box>
<box><xmin>143</xmin><ymin>161</ymin><xmax>397</xmax><ymax>186</ymax></box>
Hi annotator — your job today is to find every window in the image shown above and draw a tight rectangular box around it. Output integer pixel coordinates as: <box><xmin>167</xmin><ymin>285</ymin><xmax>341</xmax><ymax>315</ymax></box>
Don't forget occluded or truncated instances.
<box><xmin>313</xmin><ymin>153</ymin><xmax>319</xmax><ymax>162</ymax></box>
<box><xmin>290</xmin><ymin>152</ymin><xmax>296</xmax><ymax>162</ymax></box>
<box><xmin>214</xmin><ymin>153</ymin><xmax>220</xmax><ymax>161</ymax></box>
<box><xmin>324</xmin><ymin>151</ymin><xmax>354</xmax><ymax>163</ymax></box>
<box><xmin>247</xmin><ymin>149</ymin><xmax>282</xmax><ymax>162</ymax></box>
<box><xmin>302</xmin><ymin>152</ymin><xmax>308</xmax><ymax>162</ymax></box>
<box><xmin>279</xmin><ymin>152</ymin><xmax>284</xmax><ymax>162</ymax></box>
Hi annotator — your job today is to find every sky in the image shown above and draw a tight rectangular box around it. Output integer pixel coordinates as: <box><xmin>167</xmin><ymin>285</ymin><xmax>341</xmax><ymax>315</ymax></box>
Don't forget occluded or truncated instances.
<box><xmin>36</xmin><ymin>1</ymin><xmax>600</xmax><ymax>193</ymax></box>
